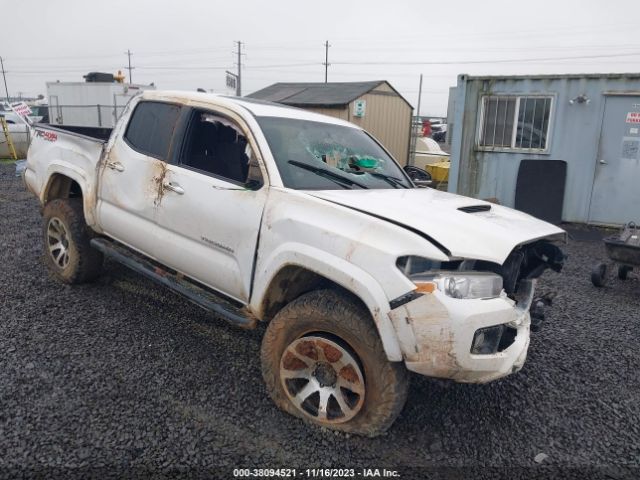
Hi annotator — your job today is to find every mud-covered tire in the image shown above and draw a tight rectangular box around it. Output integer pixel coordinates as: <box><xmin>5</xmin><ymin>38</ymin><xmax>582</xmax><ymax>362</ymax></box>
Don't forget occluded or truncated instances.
<box><xmin>42</xmin><ymin>199</ymin><xmax>103</xmax><ymax>284</ymax></box>
<box><xmin>261</xmin><ymin>289</ymin><xmax>409</xmax><ymax>437</ymax></box>
<box><xmin>591</xmin><ymin>263</ymin><xmax>607</xmax><ymax>287</ymax></box>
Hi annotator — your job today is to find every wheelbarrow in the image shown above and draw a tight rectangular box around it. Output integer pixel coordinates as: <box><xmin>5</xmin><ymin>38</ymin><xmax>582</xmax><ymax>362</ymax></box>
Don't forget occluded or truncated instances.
<box><xmin>591</xmin><ymin>222</ymin><xmax>640</xmax><ymax>287</ymax></box>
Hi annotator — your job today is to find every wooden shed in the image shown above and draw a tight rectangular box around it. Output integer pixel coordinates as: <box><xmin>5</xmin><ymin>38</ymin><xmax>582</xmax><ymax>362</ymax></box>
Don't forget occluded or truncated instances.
<box><xmin>247</xmin><ymin>81</ymin><xmax>413</xmax><ymax>165</ymax></box>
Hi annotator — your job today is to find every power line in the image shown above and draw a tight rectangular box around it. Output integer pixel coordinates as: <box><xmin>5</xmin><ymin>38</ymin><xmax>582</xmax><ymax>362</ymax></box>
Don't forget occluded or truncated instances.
<box><xmin>5</xmin><ymin>21</ymin><xmax>638</xmax><ymax>63</ymax></box>
<box><xmin>323</xmin><ymin>21</ymin><xmax>640</xmax><ymax>44</ymax></box>
<box><xmin>137</xmin><ymin>66</ymin><xmax>230</xmax><ymax>70</ymax></box>
<box><xmin>246</xmin><ymin>62</ymin><xmax>318</xmax><ymax>69</ymax></box>
<box><xmin>9</xmin><ymin>47</ymin><xmax>640</xmax><ymax>74</ymax></box>
<box><xmin>9</xmin><ymin>50</ymin><xmax>640</xmax><ymax>76</ymax></box>
<box><xmin>4</xmin><ymin>46</ymin><xmax>241</xmax><ymax>62</ymax></box>
<box><xmin>332</xmin><ymin>51</ymin><xmax>640</xmax><ymax>66</ymax></box>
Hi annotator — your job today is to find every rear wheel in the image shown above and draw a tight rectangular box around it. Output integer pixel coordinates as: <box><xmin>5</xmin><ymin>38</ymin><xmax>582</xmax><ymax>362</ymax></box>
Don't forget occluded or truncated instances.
<box><xmin>591</xmin><ymin>262</ymin><xmax>608</xmax><ymax>287</ymax></box>
<box><xmin>261</xmin><ymin>289</ymin><xmax>409</xmax><ymax>437</ymax></box>
<box><xmin>42</xmin><ymin>199</ymin><xmax>103</xmax><ymax>284</ymax></box>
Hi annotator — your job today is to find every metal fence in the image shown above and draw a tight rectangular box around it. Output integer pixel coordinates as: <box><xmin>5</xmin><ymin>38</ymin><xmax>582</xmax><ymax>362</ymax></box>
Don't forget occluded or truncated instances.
<box><xmin>48</xmin><ymin>104</ymin><xmax>127</xmax><ymax>128</ymax></box>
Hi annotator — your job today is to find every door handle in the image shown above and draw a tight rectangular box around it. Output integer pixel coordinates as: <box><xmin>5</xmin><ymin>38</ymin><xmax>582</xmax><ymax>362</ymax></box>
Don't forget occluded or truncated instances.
<box><xmin>599</xmin><ymin>159</ymin><xmax>608</xmax><ymax>165</ymax></box>
<box><xmin>163</xmin><ymin>181</ymin><xmax>184</xmax><ymax>195</ymax></box>
<box><xmin>106</xmin><ymin>161</ymin><xmax>125</xmax><ymax>172</ymax></box>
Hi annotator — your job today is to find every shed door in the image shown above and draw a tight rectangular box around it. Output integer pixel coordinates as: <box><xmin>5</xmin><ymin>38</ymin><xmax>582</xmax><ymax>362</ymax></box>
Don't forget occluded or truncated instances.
<box><xmin>588</xmin><ymin>95</ymin><xmax>640</xmax><ymax>225</ymax></box>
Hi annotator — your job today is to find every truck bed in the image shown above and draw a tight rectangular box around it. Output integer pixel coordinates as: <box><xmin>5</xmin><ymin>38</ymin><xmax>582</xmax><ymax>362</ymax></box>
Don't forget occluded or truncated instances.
<box><xmin>24</xmin><ymin>124</ymin><xmax>108</xmax><ymax>226</ymax></box>
<box><xmin>38</xmin><ymin>124</ymin><xmax>113</xmax><ymax>142</ymax></box>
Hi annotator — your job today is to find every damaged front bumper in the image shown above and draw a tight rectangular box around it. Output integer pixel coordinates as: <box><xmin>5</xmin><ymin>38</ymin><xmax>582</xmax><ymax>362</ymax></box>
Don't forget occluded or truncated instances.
<box><xmin>388</xmin><ymin>280</ymin><xmax>536</xmax><ymax>383</ymax></box>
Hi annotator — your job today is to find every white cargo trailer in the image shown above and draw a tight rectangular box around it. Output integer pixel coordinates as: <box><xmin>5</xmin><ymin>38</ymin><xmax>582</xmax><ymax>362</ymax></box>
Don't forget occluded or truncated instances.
<box><xmin>46</xmin><ymin>81</ymin><xmax>155</xmax><ymax>128</ymax></box>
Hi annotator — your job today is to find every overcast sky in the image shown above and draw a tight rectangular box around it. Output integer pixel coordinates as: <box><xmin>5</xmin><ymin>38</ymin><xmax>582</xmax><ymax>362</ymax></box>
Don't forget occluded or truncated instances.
<box><xmin>3</xmin><ymin>0</ymin><xmax>640</xmax><ymax>116</ymax></box>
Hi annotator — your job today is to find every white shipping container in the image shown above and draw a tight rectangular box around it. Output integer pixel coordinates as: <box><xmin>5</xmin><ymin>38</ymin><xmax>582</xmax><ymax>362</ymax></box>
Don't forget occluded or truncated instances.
<box><xmin>46</xmin><ymin>82</ymin><xmax>155</xmax><ymax>128</ymax></box>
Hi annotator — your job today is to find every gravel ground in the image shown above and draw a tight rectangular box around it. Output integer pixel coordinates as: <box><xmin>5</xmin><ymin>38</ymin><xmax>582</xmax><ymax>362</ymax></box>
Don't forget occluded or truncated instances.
<box><xmin>1</xmin><ymin>163</ymin><xmax>639</xmax><ymax>479</ymax></box>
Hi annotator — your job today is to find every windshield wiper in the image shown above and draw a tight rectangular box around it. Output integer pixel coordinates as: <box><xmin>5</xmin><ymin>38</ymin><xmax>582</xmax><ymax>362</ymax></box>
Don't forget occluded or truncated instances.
<box><xmin>288</xmin><ymin>160</ymin><xmax>368</xmax><ymax>189</ymax></box>
<box><xmin>368</xmin><ymin>172</ymin><xmax>410</xmax><ymax>189</ymax></box>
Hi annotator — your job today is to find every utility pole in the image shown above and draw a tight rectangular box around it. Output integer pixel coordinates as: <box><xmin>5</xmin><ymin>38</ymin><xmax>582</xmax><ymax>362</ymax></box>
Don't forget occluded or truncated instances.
<box><xmin>322</xmin><ymin>41</ymin><xmax>331</xmax><ymax>83</ymax></box>
<box><xmin>416</xmin><ymin>73</ymin><xmax>423</xmax><ymax>122</ymax></box>
<box><xmin>410</xmin><ymin>74</ymin><xmax>423</xmax><ymax>166</ymax></box>
<box><xmin>125</xmin><ymin>49</ymin><xmax>134</xmax><ymax>84</ymax></box>
<box><xmin>0</xmin><ymin>56</ymin><xmax>9</xmax><ymax>102</ymax></box>
<box><xmin>234</xmin><ymin>41</ymin><xmax>243</xmax><ymax>97</ymax></box>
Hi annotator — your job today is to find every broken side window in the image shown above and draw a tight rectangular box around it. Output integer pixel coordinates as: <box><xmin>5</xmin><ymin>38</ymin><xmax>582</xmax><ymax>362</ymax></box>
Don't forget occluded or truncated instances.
<box><xmin>179</xmin><ymin>110</ymin><xmax>252</xmax><ymax>185</ymax></box>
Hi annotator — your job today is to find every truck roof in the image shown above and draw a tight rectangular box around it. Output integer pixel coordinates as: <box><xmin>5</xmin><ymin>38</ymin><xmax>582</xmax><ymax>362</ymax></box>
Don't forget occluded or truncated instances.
<box><xmin>140</xmin><ymin>90</ymin><xmax>359</xmax><ymax>128</ymax></box>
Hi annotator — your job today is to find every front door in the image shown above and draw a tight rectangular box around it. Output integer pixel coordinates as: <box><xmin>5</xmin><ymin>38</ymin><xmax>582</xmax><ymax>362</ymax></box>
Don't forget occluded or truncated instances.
<box><xmin>588</xmin><ymin>95</ymin><xmax>640</xmax><ymax>225</ymax></box>
<box><xmin>153</xmin><ymin>107</ymin><xmax>267</xmax><ymax>303</ymax></box>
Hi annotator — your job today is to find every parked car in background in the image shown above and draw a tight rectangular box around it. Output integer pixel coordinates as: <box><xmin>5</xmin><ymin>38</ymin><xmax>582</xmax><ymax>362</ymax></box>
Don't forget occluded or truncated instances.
<box><xmin>413</xmin><ymin>137</ymin><xmax>449</xmax><ymax>168</ymax></box>
<box><xmin>432</xmin><ymin>123</ymin><xmax>447</xmax><ymax>143</ymax></box>
<box><xmin>0</xmin><ymin>112</ymin><xmax>31</xmax><ymax>158</ymax></box>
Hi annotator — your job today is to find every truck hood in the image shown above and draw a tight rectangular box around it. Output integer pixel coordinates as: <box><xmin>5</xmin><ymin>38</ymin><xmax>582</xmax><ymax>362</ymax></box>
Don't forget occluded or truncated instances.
<box><xmin>306</xmin><ymin>188</ymin><xmax>565</xmax><ymax>264</ymax></box>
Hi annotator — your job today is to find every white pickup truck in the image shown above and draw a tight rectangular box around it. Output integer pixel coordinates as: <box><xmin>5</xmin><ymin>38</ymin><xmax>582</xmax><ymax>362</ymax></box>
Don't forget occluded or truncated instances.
<box><xmin>24</xmin><ymin>90</ymin><xmax>565</xmax><ymax>436</ymax></box>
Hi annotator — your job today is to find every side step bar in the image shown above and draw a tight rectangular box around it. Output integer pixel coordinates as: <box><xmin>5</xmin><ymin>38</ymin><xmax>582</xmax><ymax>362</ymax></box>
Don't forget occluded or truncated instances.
<box><xmin>90</xmin><ymin>238</ymin><xmax>257</xmax><ymax>329</ymax></box>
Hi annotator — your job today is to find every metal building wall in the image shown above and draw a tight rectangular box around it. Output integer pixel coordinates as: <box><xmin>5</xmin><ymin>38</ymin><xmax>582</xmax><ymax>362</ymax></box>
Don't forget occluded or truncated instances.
<box><xmin>449</xmin><ymin>73</ymin><xmax>640</xmax><ymax>223</ymax></box>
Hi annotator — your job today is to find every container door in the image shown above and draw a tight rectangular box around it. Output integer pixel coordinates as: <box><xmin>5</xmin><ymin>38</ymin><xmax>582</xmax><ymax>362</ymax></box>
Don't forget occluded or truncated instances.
<box><xmin>588</xmin><ymin>95</ymin><xmax>640</xmax><ymax>225</ymax></box>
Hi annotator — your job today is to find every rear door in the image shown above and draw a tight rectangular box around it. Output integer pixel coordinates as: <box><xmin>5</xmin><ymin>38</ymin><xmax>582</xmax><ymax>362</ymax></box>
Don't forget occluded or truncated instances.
<box><xmin>153</xmin><ymin>107</ymin><xmax>268</xmax><ymax>303</ymax></box>
<box><xmin>97</xmin><ymin>100</ymin><xmax>182</xmax><ymax>258</ymax></box>
<box><xmin>588</xmin><ymin>95</ymin><xmax>640</xmax><ymax>225</ymax></box>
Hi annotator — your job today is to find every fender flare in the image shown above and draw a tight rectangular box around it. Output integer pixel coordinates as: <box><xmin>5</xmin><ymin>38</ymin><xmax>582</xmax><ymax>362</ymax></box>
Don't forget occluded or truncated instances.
<box><xmin>251</xmin><ymin>243</ymin><xmax>404</xmax><ymax>362</ymax></box>
<box><xmin>42</xmin><ymin>163</ymin><xmax>97</xmax><ymax>227</ymax></box>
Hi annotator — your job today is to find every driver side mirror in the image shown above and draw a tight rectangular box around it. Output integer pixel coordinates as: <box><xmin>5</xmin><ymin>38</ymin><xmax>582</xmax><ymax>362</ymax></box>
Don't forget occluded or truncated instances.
<box><xmin>244</xmin><ymin>178</ymin><xmax>263</xmax><ymax>191</ymax></box>
<box><xmin>403</xmin><ymin>165</ymin><xmax>432</xmax><ymax>188</ymax></box>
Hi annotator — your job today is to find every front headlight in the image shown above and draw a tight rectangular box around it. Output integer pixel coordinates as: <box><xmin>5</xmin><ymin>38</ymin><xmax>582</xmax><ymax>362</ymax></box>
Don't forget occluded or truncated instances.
<box><xmin>413</xmin><ymin>272</ymin><xmax>503</xmax><ymax>299</ymax></box>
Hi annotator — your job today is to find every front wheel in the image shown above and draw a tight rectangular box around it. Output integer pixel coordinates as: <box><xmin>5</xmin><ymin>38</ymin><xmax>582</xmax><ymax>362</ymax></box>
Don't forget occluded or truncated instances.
<box><xmin>261</xmin><ymin>289</ymin><xmax>409</xmax><ymax>437</ymax></box>
<box><xmin>42</xmin><ymin>199</ymin><xmax>103</xmax><ymax>284</ymax></box>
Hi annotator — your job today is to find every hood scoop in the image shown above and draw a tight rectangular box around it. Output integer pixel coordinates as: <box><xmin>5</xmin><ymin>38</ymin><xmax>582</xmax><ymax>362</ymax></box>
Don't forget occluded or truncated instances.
<box><xmin>458</xmin><ymin>204</ymin><xmax>492</xmax><ymax>213</ymax></box>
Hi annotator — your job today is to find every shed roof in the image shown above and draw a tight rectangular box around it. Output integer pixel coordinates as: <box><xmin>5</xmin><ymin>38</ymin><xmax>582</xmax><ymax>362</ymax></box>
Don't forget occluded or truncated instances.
<box><xmin>247</xmin><ymin>81</ymin><xmax>411</xmax><ymax>108</ymax></box>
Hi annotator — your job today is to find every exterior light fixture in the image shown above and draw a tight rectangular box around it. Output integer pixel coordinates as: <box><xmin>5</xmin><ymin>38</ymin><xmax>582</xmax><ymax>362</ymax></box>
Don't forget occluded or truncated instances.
<box><xmin>569</xmin><ymin>94</ymin><xmax>590</xmax><ymax>105</ymax></box>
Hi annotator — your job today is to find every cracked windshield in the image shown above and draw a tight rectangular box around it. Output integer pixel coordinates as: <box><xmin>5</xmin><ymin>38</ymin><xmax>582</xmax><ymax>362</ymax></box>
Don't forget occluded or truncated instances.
<box><xmin>257</xmin><ymin>116</ymin><xmax>413</xmax><ymax>190</ymax></box>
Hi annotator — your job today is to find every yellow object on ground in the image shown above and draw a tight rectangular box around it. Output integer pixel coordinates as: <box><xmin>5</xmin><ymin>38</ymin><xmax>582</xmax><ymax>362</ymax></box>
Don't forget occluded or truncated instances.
<box><xmin>425</xmin><ymin>161</ymin><xmax>450</xmax><ymax>183</ymax></box>
<box><xmin>1</xmin><ymin>117</ymin><xmax>18</xmax><ymax>160</ymax></box>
